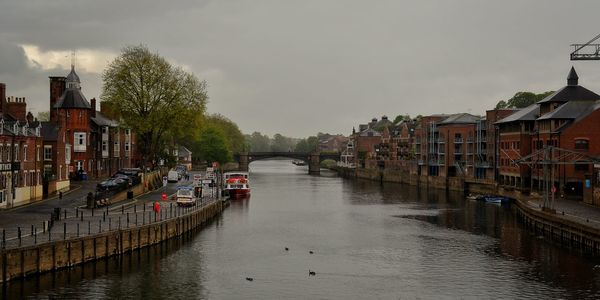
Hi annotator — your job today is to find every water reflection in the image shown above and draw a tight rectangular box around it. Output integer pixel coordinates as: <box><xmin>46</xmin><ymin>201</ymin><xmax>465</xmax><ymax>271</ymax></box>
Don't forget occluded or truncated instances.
<box><xmin>6</xmin><ymin>160</ymin><xmax>600</xmax><ymax>299</ymax></box>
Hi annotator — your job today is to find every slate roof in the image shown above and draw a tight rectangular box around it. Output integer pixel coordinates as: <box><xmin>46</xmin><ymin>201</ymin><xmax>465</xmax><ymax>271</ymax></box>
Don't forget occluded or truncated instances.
<box><xmin>495</xmin><ymin>104</ymin><xmax>539</xmax><ymax>124</ymax></box>
<box><xmin>537</xmin><ymin>100</ymin><xmax>599</xmax><ymax>120</ymax></box>
<box><xmin>91</xmin><ymin>111</ymin><xmax>119</xmax><ymax>127</ymax></box>
<box><xmin>438</xmin><ymin>113</ymin><xmax>481</xmax><ymax>125</ymax></box>
<box><xmin>40</xmin><ymin>122</ymin><xmax>59</xmax><ymax>141</ymax></box>
<box><xmin>359</xmin><ymin>128</ymin><xmax>382</xmax><ymax>137</ymax></box>
<box><xmin>538</xmin><ymin>67</ymin><xmax>600</xmax><ymax>104</ymax></box>
<box><xmin>55</xmin><ymin>88</ymin><xmax>91</xmax><ymax>109</ymax></box>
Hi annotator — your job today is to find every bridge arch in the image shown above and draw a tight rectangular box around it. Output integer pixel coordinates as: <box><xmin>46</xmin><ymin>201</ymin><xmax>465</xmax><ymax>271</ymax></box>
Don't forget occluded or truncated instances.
<box><xmin>234</xmin><ymin>152</ymin><xmax>339</xmax><ymax>174</ymax></box>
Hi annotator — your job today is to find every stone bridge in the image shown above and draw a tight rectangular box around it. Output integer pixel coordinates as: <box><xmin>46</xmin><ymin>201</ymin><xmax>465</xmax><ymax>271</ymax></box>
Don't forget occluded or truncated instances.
<box><xmin>233</xmin><ymin>152</ymin><xmax>340</xmax><ymax>174</ymax></box>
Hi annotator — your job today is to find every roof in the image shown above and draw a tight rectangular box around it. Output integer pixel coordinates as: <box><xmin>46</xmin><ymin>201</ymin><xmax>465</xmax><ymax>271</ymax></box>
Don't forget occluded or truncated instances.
<box><xmin>91</xmin><ymin>111</ymin><xmax>119</xmax><ymax>127</ymax></box>
<box><xmin>537</xmin><ymin>100</ymin><xmax>599</xmax><ymax>120</ymax></box>
<box><xmin>40</xmin><ymin>122</ymin><xmax>59</xmax><ymax>141</ymax></box>
<box><xmin>359</xmin><ymin>128</ymin><xmax>382</xmax><ymax>137</ymax></box>
<box><xmin>178</xmin><ymin>146</ymin><xmax>192</xmax><ymax>156</ymax></box>
<box><xmin>55</xmin><ymin>88</ymin><xmax>91</xmax><ymax>109</ymax></box>
<box><xmin>495</xmin><ymin>104</ymin><xmax>539</xmax><ymax>124</ymax></box>
<box><xmin>438</xmin><ymin>113</ymin><xmax>481</xmax><ymax>125</ymax></box>
<box><xmin>537</xmin><ymin>85</ymin><xmax>600</xmax><ymax>104</ymax></box>
<box><xmin>66</xmin><ymin>65</ymin><xmax>80</xmax><ymax>83</ymax></box>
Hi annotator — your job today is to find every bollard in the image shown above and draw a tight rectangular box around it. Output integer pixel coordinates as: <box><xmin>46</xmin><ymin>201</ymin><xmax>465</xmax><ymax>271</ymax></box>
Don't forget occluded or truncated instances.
<box><xmin>77</xmin><ymin>223</ymin><xmax>80</xmax><ymax>237</ymax></box>
<box><xmin>34</xmin><ymin>227</ymin><xmax>37</xmax><ymax>245</ymax></box>
<box><xmin>122</xmin><ymin>205</ymin><xmax>124</xmax><ymax>215</ymax></box>
<box><xmin>49</xmin><ymin>229</ymin><xmax>51</xmax><ymax>241</ymax></box>
<box><xmin>103</xmin><ymin>211</ymin><xmax>106</xmax><ymax>221</ymax></box>
<box><xmin>92</xmin><ymin>208</ymin><xmax>94</xmax><ymax>217</ymax></box>
<box><xmin>127</xmin><ymin>213</ymin><xmax>130</xmax><ymax>228</ymax></box>
<box><xmin>144</xmin><ymin>204</ymin><xmax>146</xmax><ymax>212</ymax></box>
<box><xmin>88</xmin><ymin>221</ymin><xmax>91</xmax><ymax>235</ymax></box>
<box><xmin>135</xmin><ymin>213</ymin><xmax>138</xmax><ymax>226</ymax></box>
<box><xmin>31</xmin><ymin>224</ymin><xmax>34</xmax><ymax>236</ymax></box>
<box><xmin>2</xmin><ymin>229</ymin><xmax>5</xmax><ymax>249</ymax></box>
<box><xmin>106</xmin><ymin>206</ymin><xmax>109</xmax><ymax>215</ymax></box>
<box><xmin>76</xmin><ymin>207</ymin><xmax>79</xmax><ymax>218</ymax></box>
<box><xmin>64</xmin><ymin>209</ymin><xmax>67</xmax><ymax>220</ymax></box>
<box><xmin>109</xmin><ymin>218</ymin><xmax>112</xmax><ymax>231</ymax></box>
<box><xmin>18</xmin><ymin>227</ymin><xmax>21</xmax><ymax>246</ymax></box>
<box><xmin>81</xmin><ymin>213</ymin><xmax>84</xmax><ymax>222</ymax></box>
<box><xmin>118</xmin><ymin>216</ymin><xmax>121</xmax><ymax>230</ymax></box>
<box><xmin>63</xmin><ymin>223</ymin><xmax>67</xmax><ymax>240</ymax></box>
<box><xmin>99</xmin><ymin>220</ymin><xmax>102</xmax><ymax>233</ymax></box>
<box><xmin>143</xmin><ymin>211</ymin><xmax>145</xmax><ymax>225</ymax></box>
<box><xmin>134</xmin><ymin>205</ymin><xmax>137</xmax><ymax>214</ymax></box>
<box><xmin>170</xmin><ymin>203</ymin><xmax>173</xmax><ymax>218</ymax></box>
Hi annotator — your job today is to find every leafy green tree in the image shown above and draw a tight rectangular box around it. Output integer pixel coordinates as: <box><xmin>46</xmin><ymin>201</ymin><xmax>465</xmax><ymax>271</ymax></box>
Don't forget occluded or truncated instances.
<box><xmin>36</xmin><ymin>111</ymin><xmax>50</xmax><ymax>122</ymax></box>
<box><xmin>196</xmin><ymin>127</ymin><xmax>231</xmax><ymax>165</ymax></box>
<box><xmin>245</xmin><ymin>132</ymin><xmax>271</xmax><ymax>152</ymax></box>
<box><xmin>271</xmin><ymin>133</ymin><xmax>295</xmax><ymax>152</ymax></box>
<box><xmin>101</xmin><ymin>45</ymin><xmax>207</xmax><ymax>167</ymax></box>
<box><xmin>205</xmin><ymin>114</ymin><xmax>245</xmax><ymax>153</ymax></box>
<box><xmin>393</xmin><ymin>114</ymin><xmax>410</xmax><ymax>124</ymax></box>
<box><xmin>495</xmin><ymin>91</ymin><xmax>554</xmax><ymax>109</ymax></box>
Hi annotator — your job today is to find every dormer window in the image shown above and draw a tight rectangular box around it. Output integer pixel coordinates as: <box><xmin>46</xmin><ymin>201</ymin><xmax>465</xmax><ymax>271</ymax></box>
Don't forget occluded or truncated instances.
<box><xmin>0</xmin><ymin>119</ymin><xmax>4</xmax><ymax>135</ymax></box>
<box><xmin>12</xmin><ymin>123</ymin><xmax>17</xmax><ymax>135</ymax></box>
<box><xmin>35</xmin><ymin>125</ymin><xmax>41</xmax><ymax>137</ymax></box>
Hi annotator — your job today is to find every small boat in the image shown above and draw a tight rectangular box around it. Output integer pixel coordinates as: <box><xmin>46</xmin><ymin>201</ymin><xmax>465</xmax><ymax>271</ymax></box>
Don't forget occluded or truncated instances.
<box><xmin>223</xmin><ymin>172</ymin><xmax>250</xmax><ymax>199</ymax></box>
<box><xmin>292</xmin><ymin>160</ymin><xmax>306</xmax><ymax>166</ymax></box>
<box><xmin>475</xmin><ymin>195</ymin><xmax>511</xmax><ymax>204</ymax></box>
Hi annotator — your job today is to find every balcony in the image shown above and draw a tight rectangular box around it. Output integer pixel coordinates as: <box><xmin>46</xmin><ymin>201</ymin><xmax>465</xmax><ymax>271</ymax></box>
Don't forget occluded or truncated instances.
<box><xmin>454</xmin><ymin>138</ymin><xmax>463</xmax><ymax>143</ymax></box>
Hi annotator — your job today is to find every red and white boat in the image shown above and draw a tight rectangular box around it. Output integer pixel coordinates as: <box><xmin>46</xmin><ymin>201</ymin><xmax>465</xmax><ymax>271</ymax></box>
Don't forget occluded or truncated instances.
<box><xmin>223</xmin><ymin>172</ymin><xmax>250</xmax><ymax>199</ymax></box>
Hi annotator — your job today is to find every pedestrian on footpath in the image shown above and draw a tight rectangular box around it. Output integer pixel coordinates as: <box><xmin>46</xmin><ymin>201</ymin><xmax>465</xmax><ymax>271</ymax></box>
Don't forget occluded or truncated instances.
<box><xmin>59</xmin><ymin>191</ymin><xmax>63</xmax><ymax>200</ymax></box>
<box><xmin>154</xmin><ymin>201</ymin><xmax>161</xmax><ymax>220</ymax></box>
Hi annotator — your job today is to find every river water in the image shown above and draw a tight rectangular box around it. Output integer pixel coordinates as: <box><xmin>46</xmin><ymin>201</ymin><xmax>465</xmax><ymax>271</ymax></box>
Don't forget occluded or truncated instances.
<box><xmin>6</xmin><ymin>159</ymin><xmax>600</xmax><ymax>299</ymax></box>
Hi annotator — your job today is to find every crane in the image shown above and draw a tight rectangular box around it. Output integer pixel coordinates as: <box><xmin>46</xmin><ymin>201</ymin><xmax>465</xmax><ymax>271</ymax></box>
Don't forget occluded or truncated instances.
<box><xmin>571</xmin><ymin>33</ymin><xmax>600</xmax><ymax>60</ymax></box>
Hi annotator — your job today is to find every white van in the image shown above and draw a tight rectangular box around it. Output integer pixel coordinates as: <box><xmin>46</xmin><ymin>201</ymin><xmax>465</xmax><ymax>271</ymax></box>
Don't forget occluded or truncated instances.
<box><xmin>167</xmin><ymin>170</ymin><xmax>179</xmax><ymax>182</ymax></box>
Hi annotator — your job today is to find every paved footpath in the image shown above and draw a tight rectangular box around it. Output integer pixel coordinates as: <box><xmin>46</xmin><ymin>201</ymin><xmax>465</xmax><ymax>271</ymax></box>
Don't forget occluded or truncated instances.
<box><xmin>522</xmin><ymin>196</ymin><xmax>600</xmax><ymax>230</ymax></box>
<box><xmin>0</xmin><ymin>171</ymin><xmax>214</xmax><ymax>248</ymax></box>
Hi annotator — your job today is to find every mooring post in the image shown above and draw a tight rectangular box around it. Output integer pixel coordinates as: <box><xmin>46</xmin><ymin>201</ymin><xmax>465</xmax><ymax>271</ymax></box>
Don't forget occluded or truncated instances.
<box><xmin>31</xmin><ymin>224</ymin><xmax>34</xmax><ymax>236</ymax></box>
<box><xmin>88</xmin><ymin>221</ymin><xmax>91</xmax><ymax>235</ymax></box>
<box><xmin>127</xmin><ymin>213</ymin><xmax>129</xmax><ymax>228</ymax></box>
<box><xmin>2</xmin><ymin>229</ymin><xmax>5</xmax><ymax>249</ymax></box>
<box><xmin>17</xmin><ymin>227</ymin><xmax>21</xmax><ymax>247</ymax></box>
<box><xmin>34</xmin><ymin>227</ymin><xmax>37</xmax><ymax>245</ymax></box>
<box><xmin>92</xmin><ymin>207</ymin><xmax>94</xmax><ymax>217</ymax></box>
<box><xmin>122</xmin><ymin>205</ymin><xmax>124</xmax><ymax>215</ymax></box>
<box><xmin>77</xmin><ymin>223</ymin><xmax>80</xmax><ymax>237</ymax></box>
<box><xmin>99</xmin><ymin>220</ymin><xmax>102</xmax><ymax>233</ymax></box>
<box><xmin>109</xmin><ymin>218</ymin><xmax>111</xmax><ymax>231</ymax></box>
<box><xmin>64</xmin><ymin>209</ymin><xmax>67</xmax><ymax>220</ymax></box>
<box><xmin>76</xmin><ymin>207</ymin><xmax>79</xmax><ymax>218</ymax></box>
<box><xmin>63</xmin><ymin>223</ymin><xmax>66</xmax><ymax>240</ymax></box>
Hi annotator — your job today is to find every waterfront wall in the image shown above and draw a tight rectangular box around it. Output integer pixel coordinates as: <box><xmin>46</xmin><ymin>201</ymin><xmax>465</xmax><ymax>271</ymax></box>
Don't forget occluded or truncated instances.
<box><xmin>0</xmin><ymin>200</ymin><xmax>225</xmax><ymax>283</ymax></box>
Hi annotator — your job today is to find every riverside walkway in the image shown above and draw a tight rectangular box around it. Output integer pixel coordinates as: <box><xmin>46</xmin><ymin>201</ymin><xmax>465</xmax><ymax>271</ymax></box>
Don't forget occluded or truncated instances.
<box><xmin>522</xmin><ymin>196</ymin><xmax>600</xmax><ymax>230</ymax></box>
<box><xmin>0</xmin><ymin>172</ymin><xmax>219</xmax><ymax>250</ymax></box>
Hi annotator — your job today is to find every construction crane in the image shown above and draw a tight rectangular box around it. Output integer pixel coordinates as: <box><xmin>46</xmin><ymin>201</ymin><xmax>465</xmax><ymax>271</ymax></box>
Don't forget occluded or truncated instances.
<box><xmin>571</xmin><ymin>33</ymin><xmax>600</xmax><ymax>60</ymax></box>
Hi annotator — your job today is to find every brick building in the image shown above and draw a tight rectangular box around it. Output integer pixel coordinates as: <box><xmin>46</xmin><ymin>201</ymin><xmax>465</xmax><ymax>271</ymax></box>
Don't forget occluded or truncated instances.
<box><xmin>47</xmin><ymin>66</ymin><xmax>138</xmax><ymax>181</ymax></box>
<box><xmin>0</xmin><ymin>83</ymin><xmax>44</xmax><ymax>208</ymax></box>
<box><xmin>496</xmin><ymin>67</ymin><xmax>600</xmax><ymax>201</ymax></box>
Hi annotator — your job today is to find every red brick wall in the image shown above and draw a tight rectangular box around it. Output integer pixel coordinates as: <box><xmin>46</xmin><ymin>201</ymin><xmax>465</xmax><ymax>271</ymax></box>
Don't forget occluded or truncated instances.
<box><xmin>49</xmin><ymin>77</ymin><xmax>65</xmax><ymax>123</ymax></box>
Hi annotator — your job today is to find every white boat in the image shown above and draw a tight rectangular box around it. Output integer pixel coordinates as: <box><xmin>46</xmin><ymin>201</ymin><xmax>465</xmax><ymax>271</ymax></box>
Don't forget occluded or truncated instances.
<box><xmin>223</xmin><ymin>172</ymin><xmax>250</xmax><ymax>199</ymax></box>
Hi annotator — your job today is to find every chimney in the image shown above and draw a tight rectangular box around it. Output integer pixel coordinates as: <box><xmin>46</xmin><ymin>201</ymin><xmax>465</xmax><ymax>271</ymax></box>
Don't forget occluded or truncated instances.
<box><xmin>49</xmin><ymin>76</ymin><xmax>66</xmax><ymax>122</ymax></box>
<box><xmin>0</xmin><ymin>83</ymin><xmax>5</xmax><ymax>113</ymax></box>
<box><xmin>26</xmin><ymin>112</ymin><xmax>33</xmax><ymax>123</ymax></box>
<box><xmin>91</xmin><ymin>98</ymin><xmax>96</xmax><ymax>117</ymax></box>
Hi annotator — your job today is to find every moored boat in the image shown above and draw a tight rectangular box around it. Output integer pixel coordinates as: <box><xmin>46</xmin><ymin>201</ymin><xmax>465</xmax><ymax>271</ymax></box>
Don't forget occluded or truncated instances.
<box><xmin>223</xmin><ymin>172</ymin><xmax>250</xmax><ymax>199</ymax></box>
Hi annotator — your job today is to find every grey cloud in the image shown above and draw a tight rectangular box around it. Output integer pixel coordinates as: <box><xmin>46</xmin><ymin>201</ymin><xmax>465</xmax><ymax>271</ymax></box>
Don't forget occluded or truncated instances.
<box><xmin>1</xmin><ymin>0</ymin><xmax>600</xmax><ymax>137</ymax></box>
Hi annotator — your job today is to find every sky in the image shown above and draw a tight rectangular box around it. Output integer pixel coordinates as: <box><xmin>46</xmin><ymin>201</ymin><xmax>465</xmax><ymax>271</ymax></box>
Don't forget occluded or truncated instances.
<box><xmin>1</xmin><ymin>0</ymin><xmax>600</xmax><ymax>137</ymax></box>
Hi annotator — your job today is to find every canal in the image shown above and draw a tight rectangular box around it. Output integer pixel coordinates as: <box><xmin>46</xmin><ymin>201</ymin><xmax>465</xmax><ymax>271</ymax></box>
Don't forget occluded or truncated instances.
<box><xmin>6</xmin><ymin>159</ymin><xmax>600</xmax><ymax>299</ymax></box>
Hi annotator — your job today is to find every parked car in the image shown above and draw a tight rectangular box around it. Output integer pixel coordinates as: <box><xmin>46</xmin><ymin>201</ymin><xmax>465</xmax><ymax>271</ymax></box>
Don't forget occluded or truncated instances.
<box><xmin>168</xmin><ymin>170</ymin><xmax>179</xmax><ymax>182</ymax></box>
<box><xmin>96</xmin><ymin>178</ymin><xmax>128</xmax><ymax>191</ymax></box>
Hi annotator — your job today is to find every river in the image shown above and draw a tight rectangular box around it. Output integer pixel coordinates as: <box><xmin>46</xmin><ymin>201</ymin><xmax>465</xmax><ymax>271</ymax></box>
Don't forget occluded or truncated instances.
<box><xmin>6</xmin><ymin>159</ymin><xmax>600</xmax><ymax>299</ymax></box>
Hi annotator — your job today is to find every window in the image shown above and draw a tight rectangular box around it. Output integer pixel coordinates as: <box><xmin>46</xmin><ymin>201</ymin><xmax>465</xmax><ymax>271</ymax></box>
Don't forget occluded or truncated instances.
<box><xmin>102</xmin><ymin>127</ymin><xmax>108</xmax><ymax>134</ymax></box>
<box><xmin>23</xmin><ymin>145</ymin><xmax>27</xmax><ymax>161</ymax></box>
<box><xmin>74</xmin><ymin>132</ymin><xmax>86</xmax><ymax>152</ymax></box>
<box><xmin>44</xmin><ymin>146</ymin><xmax>52</xmax><ymax>161</ymax></box>
<box><xmin>13</xmin><ymin>144</ymin><xmax>18</xmax><ymax>161</ymax></box>
<box><xmin>125</xmin><ymin>142</ymin><xmax>130</xmax><ymax>152</ymax></box>
<box><xmin>575</xmin><ymin>139</ymin><xmax>589</xmax><ymax>151</ymax></box>
<box><xmin>102</xmin><ymin>141</ymin><xmax>108</xmax><ymax>152</ymax></box>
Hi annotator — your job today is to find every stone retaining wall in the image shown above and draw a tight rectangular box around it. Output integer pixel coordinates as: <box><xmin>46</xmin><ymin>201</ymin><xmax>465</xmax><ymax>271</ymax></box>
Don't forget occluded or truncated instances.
<box><xmin>0</xmin><ymin>200</ymin><xmax>225</xmax><ymax>283</ymax></box>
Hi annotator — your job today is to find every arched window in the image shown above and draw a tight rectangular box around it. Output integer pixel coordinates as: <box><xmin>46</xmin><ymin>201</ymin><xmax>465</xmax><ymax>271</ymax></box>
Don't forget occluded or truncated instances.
<box><xmin>575</xmin><ymin>139</ymin><xmax>589</xmax><ymax>151</ymax></box>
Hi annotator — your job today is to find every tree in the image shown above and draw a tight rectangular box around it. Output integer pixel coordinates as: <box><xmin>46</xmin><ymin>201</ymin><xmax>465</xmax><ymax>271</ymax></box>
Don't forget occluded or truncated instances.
<box><xmin>101</xmin><ymin>45</ymin><xmax>208</xmax><ymax>166</ymax></box>
<box><xmin>271</xmin><ymin>133</ymin><xmax>295</xmax><ymax>152</ymax></box>
<box><xmin>393</xmin><ymin>114</ymin><xmax>410</xmax><ymax>124</ymax></box>
<box><xmin>495</xmin><ymin>91</ymin><xmax>554</xmax><ymax>109</ymax></box>
<box><xmin>196</xmin><ymin>127</ymin><xmax>231</xmax><ymax>165</ymax></box>
<box><xmin>36</xmin><ymin>111</ymin><xmax>50</xmax><ymax>121</ymax></box>
<box><xmin>245</xmin><ymin>132</ymin><xmax>271</xmax><ymax>152</ymax></box>
<box><xmin>205</xmin><ymin>114</ymin><xmax>245</xmax><ymax>153</ymax></box>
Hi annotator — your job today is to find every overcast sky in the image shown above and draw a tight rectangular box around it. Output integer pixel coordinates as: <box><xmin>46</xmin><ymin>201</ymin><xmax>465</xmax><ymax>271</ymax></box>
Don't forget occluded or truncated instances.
<box><xmin>1</xmin><ymin>0</ymin><xmax>600</xmax><ymax>137</ymax></box>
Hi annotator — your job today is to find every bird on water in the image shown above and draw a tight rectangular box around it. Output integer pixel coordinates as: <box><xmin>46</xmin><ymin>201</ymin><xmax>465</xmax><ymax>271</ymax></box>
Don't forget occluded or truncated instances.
<box><xmin>309</xmin><ymin>250</ymin><xmax>314</xmax><ymax>254</ymax></box>
<box><xmin>246</xmin><ymin>277</ymin><xmax>254</xmax><ymax>281</ymax></box>
<box><xmin>285</xmin><ymin>247</ymin><xmax>289</xmax><ymax>251</ymax></box>
<box><xmin>309</xmin><ymin>270</ymin><xmax>316</xmax><ymax>276</ymax></box>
